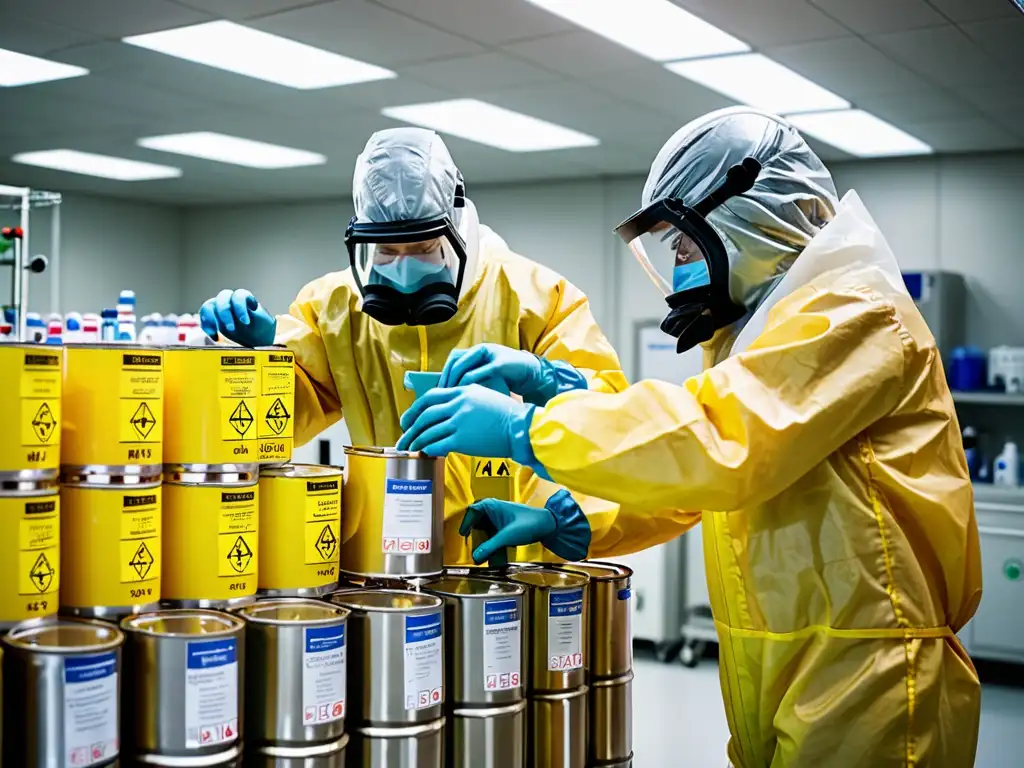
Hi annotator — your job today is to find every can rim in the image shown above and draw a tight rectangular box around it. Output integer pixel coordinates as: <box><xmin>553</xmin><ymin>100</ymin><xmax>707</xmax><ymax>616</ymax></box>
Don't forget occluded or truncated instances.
<box><xmin>0</xmin><ymin>476</ymin><xmax>58</xmax><ymax>496</ymax></box>
<box><xmin>590</xmin><ymin>671</ymin><xmax>635</xmax><ymax>688</ymax></box>
<box><xmin>421</xmin><ymin>576</ymin><xmax>525</xmax><ymax>599</ymax></box>
<box><xmin>257</xmin><ymin>734</ymin><xmax>348</xmax><ymax>758</ymax></box>
<box><xmin>2</xmin><ymin>616</ymin><xmax>125</xmax><ymax>653</ymax></box>
<box><xmin>121</xmin><ymin>609</ymin><xmax>244</xmax><ymax>637</ymax></box>
<box><xmin>355</xmin><ymin>719</ymin><xmax>445</xmax><ymax>739</ymax></box>
<box><xmin>60</xmin><ymin>467</ymin><xmax>162</xmax><ymax>487</ymax></box>
<box><xmin>343</xmin><ymin>445</ymin><xmax>430</xmax><ymax>459</ymax></box>
<box><xmin>557</xmin><ymin>561</ymin><xmax>633</xmax><ymax>581</ymax></box>
<box><xmin>259</xmin><ymin>463</ymin><xmax>343</xmax><ymax>479</ymax></box>
<box><xmin>509</xmin><ymin>568</ymin><xmax>589</xmax><ymax>590</ymax></box>
<box><xmin>327</xmin><ymin>589</ymin><xmax>443</xmax><ymax>613</ymax></box>
<box><xmin>452</xmin><ymin>700</ymin><xmax>527</xmax><ymax>718</ymax></box>
<box><xmin>164</xmin><ymin>464</ymin><xmax>258</xmax><ymax>485</ymax></box>
<box><xmin>236</xmin><ymin>598</ymin><xmax>351</xmax><ymax>625</ymax></box>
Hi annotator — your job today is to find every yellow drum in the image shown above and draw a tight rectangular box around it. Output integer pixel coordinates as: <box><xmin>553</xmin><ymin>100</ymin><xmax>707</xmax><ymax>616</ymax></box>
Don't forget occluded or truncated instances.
<box><xmin>0</xmin><ymin>344</ymin><xmax>61</xmax><ymax>480</ymax></box>
<box><xmin>164</xmin><ymin>348</ymin><xmax>258</xmax><ymax>465</ymax></box>
<box><xmin>60</xmin><ymin>479</ymin><xmax>162</xmax><ymax>619</ymax></box>
<box><xmin>256</xmin><ymin>347</ymin><xmax>295</xmax><ymax>464</ymax></box>
<box><xmin>162</xmin><ymin>466</ymin><xmax>259</xmax><ymax>608</ymax></box>
<box><xmin>258</xmin><ymin>464</ymin><xmax>342</xmax><ymax>596</ymax></box>
<box><xmin>62</xmin><ymin>345</ymin><xmax>164</xmax><ymax>474</ymax></box>
<box><xmin>0</xmin><ymin>480</ymin><xmax>60</xmax><ymax>628</ymax></box>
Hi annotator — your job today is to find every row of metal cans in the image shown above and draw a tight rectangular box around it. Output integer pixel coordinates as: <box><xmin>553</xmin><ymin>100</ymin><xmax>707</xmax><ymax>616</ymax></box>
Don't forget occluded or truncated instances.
<box><xmin>0</xmin><ymin>564</ymin><xmax>633</xmax><ymax>767</ymax></box>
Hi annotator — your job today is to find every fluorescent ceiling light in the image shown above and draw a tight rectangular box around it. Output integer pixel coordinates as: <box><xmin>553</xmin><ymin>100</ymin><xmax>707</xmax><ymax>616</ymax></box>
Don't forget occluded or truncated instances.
<box><xmin>524</xmin><ymin>0</ymin><xmax>747</xmax><ymax>61</ymax></box>
<box><xmin>123</xmin><ymin>21</ymin><xmax>395</xmax><ymax>89</ymax></box>
<box><xmin>0</xmin><ymin>48</ymin><xmax>88</xmax><ymax>87</ymax></box>
<box><xmin>138</xmin><ymin>132</ymin><xmax>326</xmax><ymax>169</ymax></box>
<box><xmin>382</xmin><ymin>99</ymin><xmax>599</xmax><ymax>152</ymax></box>
<box><xmin>667</xmin><ymin>53</ymin><xmax>849</xmax><ymax>114</ymax></box>
<box><xmin>788</xmin><ymin>110</ymin><xmax>932</xmax><ymax>157</ymax></box>
<box><xmin>11</xmin><ymin>150</ymin><xmax>182</xmax><ymax>181</ymax></box>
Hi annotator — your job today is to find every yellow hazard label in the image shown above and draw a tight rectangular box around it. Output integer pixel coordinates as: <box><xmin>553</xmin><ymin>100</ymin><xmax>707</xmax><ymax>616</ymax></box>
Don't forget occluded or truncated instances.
<box><xmin>304</xmin><ymin>479</ymin><xmax>341</xmax><ymax>564</ymax></box>
<box><xmin>117</xmin><ymin>491</ymin><xmax>160</xmax><ymax>584</ymax></box>
<box><xmin>218</xmin><ymin>490</ymin><xmax>257</xmax><ymax>577</ymax></box>
<box><xmin>22</xmin><ymin>399</ymin><xmax>59</xmax><ymax>446</ymax></box>
<box><xmin>219</xmin><ymin>533</ymin><xmax>256</xmax><ymax>576</ymax></box>
<box><xmin>120</xmin><ymin>539</ymin><xmax>157</xmax><ymax>583</ymax></box>
<box><xmin>217</xmin><ymin>359</ymin><xmax>257</xmax><ymax>444</ymax></box>
<box><xmin>222</xmin><ymin>398</ymin><xmax>256</xmax><ymax>441</ymax></box>
<box><xmin>261</xmin><ymin>362</ymin><xmax>293</xmax><ymax>396</ymax></box>
<box><xmin>118</xmin><ymin>364</ymin><xmax>163</xmax><ymax>444</ymax></box>
<box><xmin>19</xmin><ymin>502</ymin><xmax>58</xmax><ymax>550</ymax></box>
<box><xmin>21</xmin><ymin>366</ymin><xmax>60</xmax><ymax>398</ymax></box>
<box><xmin>20</xmin><ymin>547</ymin><xmax>59</xmax><ymax>595</ymax></box>
<box><xmin>475</xmin><ymin>459</ymin><xmax>513</xmax><ymax>478</ymax></box>
<box><xmin>218</xmin><ymin>361</ymin><xmax>257</xmax><ymax>398</ymax></box>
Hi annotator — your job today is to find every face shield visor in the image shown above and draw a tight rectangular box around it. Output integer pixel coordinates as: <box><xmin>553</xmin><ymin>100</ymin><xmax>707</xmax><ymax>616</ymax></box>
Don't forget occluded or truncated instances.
<box><xmin>615</xmin><ymin>157</ymin><xmax>761</xmax><ymax>353</ymax></box>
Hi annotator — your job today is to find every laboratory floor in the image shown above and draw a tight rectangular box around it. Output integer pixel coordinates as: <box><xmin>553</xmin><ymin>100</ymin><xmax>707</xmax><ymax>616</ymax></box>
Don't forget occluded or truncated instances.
<box><xmin>631</xmin><ymin>651</ymin><xmax>1024</xmax><ymax>767</ymax></box>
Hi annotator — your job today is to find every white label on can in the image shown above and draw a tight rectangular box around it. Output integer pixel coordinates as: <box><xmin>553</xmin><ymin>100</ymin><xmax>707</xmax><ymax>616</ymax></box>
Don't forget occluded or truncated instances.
<box><xmin>302</xmin><ymin>624</ymin><xmax>346</xmax><ymax>724</ymax></box>
<box><xmin>382</xmin><ymin>478</ymin><xmax>433</xmax><ymax>554</ymax></box>
<box><xmin>547</xmin><ymin>588</ymin><xmax>584</xmax><ymax>671</ymax></box>
<box><xmin>185</xmin><ymin>638</ymin><xmax>239</xmax><ymax>749</ymax></box>
<box><xmin>483</xmin><ymin>598</ymin><xmax>522</xmax><ymax>691</ymax></box>
<box><xmin>404</xmin><ymin>612</ymin><xmax>443</xmax><ymax>710</ymax></box>
<box><xmin>63</xmin><ymin>652</ymin><xmax>118</xmax><ymax>767</ymax></box>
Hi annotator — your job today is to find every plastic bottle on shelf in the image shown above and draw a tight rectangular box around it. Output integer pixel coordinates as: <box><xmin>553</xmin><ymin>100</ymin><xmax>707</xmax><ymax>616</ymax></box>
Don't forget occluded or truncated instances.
<box><xmin>81</xmin><ymin>313</ymin><xmax>101</xmax><ymax>343</ymax></box>
<box><xmin>64</xmin><ymin>312</ymin><xmax>82</xmax><ymax>344</ymax></box>
<box><xmin>0</xmin><ymin>322</ymin><xmax>13</xmax><ymax>340</ymax></box>
<box><xmin>138</xmin><ymin>314</ymin><xmax>162</xmax><ymax>345</ymax></box>
<box><xmin>994</xmin><ymin>441</ymin><xmax>1020</xmax><ymax>487</ymax></box>
<box><xmin>161</xmin><ymin>313</ymin><xmax>178</xmax><ymax>345</ymax></box>
<box><xmin>117</xmin><ymin>290</ymin><xmax>136</xmax><ymax>313</ymax></box>
<box><xmin>100</xmin><ymin>308</ymin><xmax>118</xmax><ymax>342</ymax></box>
<box><xmin>117</xmin><ymin>313</ymin><xmax>137</xmax><ymax>343</ymax></box>
<box><xmin>25</xmin><ymin>312</ymin><xmax>46</xmax><ymax>343</ymax></box>
<box><xmin>45</xmin><ymin>320</ymin><xmax>62</xmax><ymax>345</ymax></box>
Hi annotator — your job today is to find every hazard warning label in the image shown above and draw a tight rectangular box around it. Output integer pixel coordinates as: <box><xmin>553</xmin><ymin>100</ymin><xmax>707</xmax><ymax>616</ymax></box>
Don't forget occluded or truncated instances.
<box><xmin>258</xmin><ymin>352</ymin><xmax>294</xmax><ymax>450</ymax></box>
<box><xmin>264</xmin><ymin>398</ymin><xmax>290</xmax><ymax>436</ymax></box>
<box><xmin>475</xmin><ymin>459</ymin><xmax>513</xmax><ymax>478</ymax></box>
<box><xmin>129</xmin><ymin>402</ymin><xmax>157</xmax><ymax>439</ymax></box>
<box><xmin>31</xmin><ymin>402</ymin><xmax>57</xmax><ymax>443</ymax></box>
<box><xmin>118</xmin><ymin>355</ymin><xmax>163</xmax><ymax>449</ymax></box>
<box><xmin>228</xmin><ymin>401</ymin><xmax>254</xmax><ymax>437</ymax></box>
<box><xmin>217</xmin><ymin>356</ymin><xmax>257</xmax><ymax>443</ymax></box>
<box><xmin>28</xmin><ymin>552</ymin><xmax>55</xmax><ymax>593</ymax></box>
<box><xmin>119</xmin><ymin>490</ymin><xmax>160</xmax><ymax>585</ymax></box>
<box><xmin>304</xmin><ymin>479</ymin><xmax>341</xmax><ymax>565</ymax></box>
<box><xmin>17</xmin><ymin>352</ymin><xmax>61</xmax><ymax>458</ymax></box>
<box><xmin>218</xmin><ymin>490</ymin><xmax>257</xmax><ymax>577</ymax></box>
<box><xmin>19</xmin><ymin>497</ymin><xmax>59</xmax><ymax>597</ymax></box>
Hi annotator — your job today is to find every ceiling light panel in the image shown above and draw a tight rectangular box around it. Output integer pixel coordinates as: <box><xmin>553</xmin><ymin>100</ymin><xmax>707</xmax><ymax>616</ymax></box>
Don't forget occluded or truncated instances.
<box><xmin>0</xmin><ymin>48</ymin><xmax>88</xmax><ymax>87</ymax></box>
<box><xmin>138</xmin><ymin>132</ymin><xmax>326</xmax><ymax>169</ymax></box>
<box><xmin>666</xmin><ymin>53</ymin><xmax>850</xmax><ymax>114</ymax></box>
<box><xmin>11</xmin><ymin>150</ymin><xmax>182</xmax><ymax>181</ymax></box>
<box><xmin>123</xmin><ymin>21</ymin><xmax>395</xmax><ymax>89</ymax></box>
<box><xmin>524</xmin><ymin>0</ymin><xmax>748</xmax><ymax>61</ymax></box>
<box><xmin>382</xmin><ymin>99</ymin><xmax>600</xmax><ymax>152</ymax></box>
<box><xmin>788</xmin><ymin>110</ymin><xmax>932</xmax><ymax>157</ymax></box>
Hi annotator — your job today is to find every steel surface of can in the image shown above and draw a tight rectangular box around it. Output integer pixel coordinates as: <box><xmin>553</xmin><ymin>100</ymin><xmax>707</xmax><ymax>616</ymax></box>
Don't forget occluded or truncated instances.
<box><xmin>255</xmin><ymin>347</ymin><xmax>295</xmax><ymax>465</ymax></box>
<box><xmin>346</xmin><ymin>720</ymin><xmax>444</xmax><ymax>768</ymax></box>
<box><xmin>0</xmin><ymin>479</ymin><xmax>60</xmax><ymax>628</ymax></box>
<box><xmin>529</xmin><ymin>687</ymin><xmax>588</xmax><ymax>768</ymax></box>
<box><xmin>450</xmin><ymin>700</ymin><xmax>525</xmax><ymax>768</ymax></box>
<box><xmin>557</xmin><ymin>562</ymin><xmax>633</xmax><ymax>680</ymax></box>
<box><xmin>589</xmin><ymin>672</ymin><xmax>634</xmax><ymax>767</ymax></box>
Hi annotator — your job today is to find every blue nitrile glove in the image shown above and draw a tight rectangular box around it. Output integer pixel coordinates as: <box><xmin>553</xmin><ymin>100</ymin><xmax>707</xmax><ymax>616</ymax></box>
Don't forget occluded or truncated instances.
<box><xmin>439</xmin><ymin>343</ymin><xmax>587</xmax><ymax>406</ymax></box>
<box><xmin>460</xmin><ymin>490</ymin><xmax>591</xmax><ymax>565</ymax></box>
<box><xmin>397</xmin><ymin>384</ymin><xmax>536</xmax><ymax>464</ymax></box>
<box><xmin>199</xmin><ymin>289</ymin><xmax>276</xmax><ymax>347</ymax></box>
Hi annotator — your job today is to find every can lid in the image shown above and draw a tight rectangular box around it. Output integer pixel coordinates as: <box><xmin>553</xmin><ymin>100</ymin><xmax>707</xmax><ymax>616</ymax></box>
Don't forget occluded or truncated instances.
<box><xmin>328</xmin><ymin>589</ymin><xmax>442</xmax><ymax>613</ymax></box>
<box><xmin>557</xmin><ymin>562</ymin><xmax>632</xmax><ymax>582</ymax></box>
<box><xmin>238</xmin><ymin>599</ymin><xmax>350</xmax><ymax>625</ymax></box>
<box><xmin>343</xmin><ymin>446</ymin><xmax>430</xmax><ymax>460</ymax></box>
<box><xmin>510</xmin><ymin>568</ymin><xmax>589</xmax><ymax>590</ymax></box>
<box><xmin>64</xmin><ymin>342</ymin><xmax>160</xmax><ymax>351</ymax></box>
<box><xmin>3</xmin><ymin>617</ymin><xmax>124</xmax><ymax>653</ymax></box>
<box><xmin>260</xmin><ymin>463</ymin><xmax>343</xmax><ymax>480</ymax></box>
<box><xmin>122</xmin><ymin>610</ymin><xmax>244</xmax><ymax>637</ymax></box>
<box><xmin>423</xmin><ymin>577</ymin><xmax>524</xmax><ymax>599</ymax></box>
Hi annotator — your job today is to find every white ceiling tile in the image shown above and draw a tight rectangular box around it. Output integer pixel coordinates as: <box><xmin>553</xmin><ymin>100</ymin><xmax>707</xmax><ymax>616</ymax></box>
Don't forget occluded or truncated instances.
<box><xmin>173</xmin><ymin>0</ymin><xmax>332</xmax><ymax>20</ymax></box>
<box><xmin>959</xmin><ymin>19</ymin><xmax>1024</xmax><ymax>68</ymax></box>
<box><xmin>904</xmin><ymin>116</ymin><xmax>1021</xmax><ymax>151</ymax></box>
<box><xmin>807</xmin><ymin>0</ymin><xmax>946</xmax><ymax>34</ymax></box>
<box><xmin>0</xmin><ymin>13</ymin><xmax>98</xmax><ymax>55</ymax></box>
<box><xmin>869</xmin><ymin>24</ymin><xmax>1013</xmax><ymax>86</ymax></box>
<box><xmin>398</xmin><ymin>52</ymin><xmax>559</xmax><ymax>91</ymax></box>
<box><xmin>17</xmin><ymin>72</ymin><xmax>222</xmax><ymax>119</ymax></box>
<box><xmin>251</xmin><ymin>0</ymin><xmax>484</xmax><ymax>68</ymax></box>
<box><xmin>952</xmin><ymin>82</ymin><xmax>1024</xmax><ymax>117</ymax></box>
<box><xmin>371</xmin><ymin>0</ymin><xmax>573</xmax><ymax>45</ymax></box>
<box><xmin>584</xmin><ymin>65</ymin><xmax>734</xmax><ymax>122</ymax></box>
<box><xmin>925</xmin><ymin>0</ymin><xmax>1021</xmax><ymax>22</ymax></box>
<box><xmin>675</xmin><ymin>0</ymin><xmax>849</xmax><ymax>47</ymax></box>
<box><xmin>854</xmin><ymin>87</ymin><xmax>977</xmax><ymax>123</ymax></box>
<box><xmin>503</xmin><ymin>31</ymin><xmax>650</xmax><ymax>78</ymax></box>
<box><xmin>2</xmin><ymin>0</ymin><xmax>213</xmax><ymax>37</ymax></box>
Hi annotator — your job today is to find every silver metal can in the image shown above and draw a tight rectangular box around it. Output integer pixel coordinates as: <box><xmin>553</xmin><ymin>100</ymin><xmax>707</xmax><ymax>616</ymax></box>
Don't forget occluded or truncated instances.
<box><xmin>589</xmin><ymin>672</ymin><xmax>633</xmax><ymax>766</ymax></box>
<box><xmin>557</xmin><ymin>562</ymin><xmax>633</xmax><ymax>680</ymax></box>
<box><xmin>347</xmin><ymin>720</ymin><xmax>445</xmax><ymax>768</ymax></box>
<box><xmin>1</xmin><ymin>616</ymin><xmax>124</xmax><ymax>767</ymax></box>
<box><xmin>421</xmin><ymin>576</ymin><xmax>525</xmax><ymax>707</ymax></box>
<box><xmin>451</xmin><ymin>701</ymin><xmax>525</xmax><ymax>768</ymax></box>
<box><xmin>120</xmin><ymin>609</ymin><xmax>245</xmax><ymax>765</ymax></box>
<box><xmin>341</xmin><ymin>448</ymin><xmax>444</xmax><ymax>579</ymax></box>
<box><xmin>529</xmin><ymin>687</ymin><xmax>588</xmax><ymax>768</ymax></box>
<box><xmin>327</xmin><ymin>590</ymin><xmax>444</xmax><ymax>726</ymax></box>
<box><xmin>245</xmin><ymin>734</ymin><xmax>348</xmax><ymax>767</ymax></box>
<box><xmin>236</xmin><ymin>598</ymin><xmax>350</xmax><ymax>752</ymax></box>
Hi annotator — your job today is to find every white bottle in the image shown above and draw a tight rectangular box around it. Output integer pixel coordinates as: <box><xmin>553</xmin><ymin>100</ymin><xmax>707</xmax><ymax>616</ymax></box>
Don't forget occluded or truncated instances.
<box><xmin>64</xmin><ymin>311</ymin><xmax>83</xmax><ymax>344</ymax></box>
<box><xmin>994</xmin><ymin>442</ymin><xmax>1020</xmax><ymax>487</ymax></box>
<box><xmin>161</xmin><ymin>313</ymin><xmax>178</xmax><ymax>345</ymax></box>
<box><xmin>117</xmin><ymin>313</ymin><xmax>137</xmax><ymax>343</ymax></box>
<box><xmin>138</xmin><ymin>315</ymin><xmax>162</xmax><ymax>345</ymax></box>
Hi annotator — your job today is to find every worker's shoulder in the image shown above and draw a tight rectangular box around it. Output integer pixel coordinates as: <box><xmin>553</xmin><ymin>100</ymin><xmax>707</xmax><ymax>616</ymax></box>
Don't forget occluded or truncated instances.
<box><xmin>293</xmin><ymin>269</ymin><xmax>360</xmax><ymax>307</ymax></box>
<box><xmin>482</xmin><ymin>242</ymin><xmax>577</xmax><ymax>293</ymax></box>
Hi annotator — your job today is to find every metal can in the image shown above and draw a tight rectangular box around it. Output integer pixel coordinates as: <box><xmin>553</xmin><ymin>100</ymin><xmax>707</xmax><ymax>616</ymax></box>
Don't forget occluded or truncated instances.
<box><xmin>557</xmin><ymin>562</ymin><xmax>633</xmax><ymax>680</ymax></box>
<box><xmin>347</xmin><ymin>720</ymin><xmax>445</xmax><ymax>768</ymax></box>
<box><xmin>246</xmin><ymin>735</ymin><xmax>348</xmax><ymax>767</ymax></box>
<box><xmin>341</xmin><ymin>448</ymin><xmax>444</xmax><ymax>579</ymax></box>
<box><xmin>164</xmin><ymin>348</ymin><xmax>259</xmax><ymax>466</ymax></box>
<box><xmin>420</xmin><ymin>576</ymin><xmax>525</xmax><ymax>707</ymax></box>
<box><xmin>59</xmin><ymin>478</ymin><xmax>162</xmax><ymax>620</ymax></box>
<box><xmin>508</xmin><ymin>569</ymin><xmax>589</xmax><ymax>694</ymax></box>
<box><xmin>1</xmin><ymin>616</ymin><xmax>123</xmax><ymax>767</ymax></box>
<box><xmin>120</xmin><ymin>609</ymin><xmax>245</xmax><ymax>765</ymax></box>
<box><xmin>162</xmin><ymin>466</ymin><xmax>259</xmax><ymax>608</ymax></box>
<box><xmin>61</xmin><ymin>345</ymin><xmax>163</xmax><ymax>477</ymax></box>
<box><xmin>0</xmin><ymin>479</ymin><xmax>60</xmax><ymax>629</ymax></box>
<box><xmin>258</xmin><ymin>464</ymin><xmax>342</xmax><ymax>597</ymax></box>
<box><xmin>451</xmin><ymin>701</ymin><xmax>525</xmax><ymax>768</ymax></box>
<box><xmin>589</xmin><ymin>672</ymin><xmax>633</xmax><ymax>767</ymax></box>
<box><xmin>0</xmin><ymin>344</ymin><xmax>61</xmax><ymax>481</ymax></box>
<box><xmin>529</xmin><ymin>687</ymin><xmax>588</xmax><ymax>768</ymax></box>
<box><xmin>255</xmin><ymin>347</ymin><xmax>295</xmax><ymax>465</ymax></box>
<box><xmin>327</xmin><ymin>590</ymin><xmax>444</xmax><ymax>727</ymax></box>
<box><xmin>236</xmin><ymin>599</ymin><xmax>350</xmax><ymax>752</ymax></box>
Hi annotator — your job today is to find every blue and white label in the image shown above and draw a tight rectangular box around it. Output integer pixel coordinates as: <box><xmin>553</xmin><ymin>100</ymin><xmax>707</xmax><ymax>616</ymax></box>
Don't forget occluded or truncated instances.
<box><xmin>404</xmin><ymin>612</ymin><xmax>443</xmax><ymax>710</ymax></box>
<box><xmin>382</xmin><ymin>478</ymin><xmax>434</xmax><ymax>555</ymax></box>
<box><xmin>185</xmin><ymin>638</ymin><xmax>238</xmax><ymax>749</ymax></box>
<box><xmin>303</xmin><ymin>625</ymin><xmax>346</xmax><ymax>725</ymax></box>
<box><xmin>548</xmin><ymin>589</ymin><xmax>584</xmax><ymax>672</ymax></box>
<box><xmin>484</xmin><ymin>598</ymin><xmax>521</xmax><ymax>691</ymax></box>
<box><xmin>64</xmin><ymin>653</ymin><xmax>118</xmax><ymax>767</ymax></box>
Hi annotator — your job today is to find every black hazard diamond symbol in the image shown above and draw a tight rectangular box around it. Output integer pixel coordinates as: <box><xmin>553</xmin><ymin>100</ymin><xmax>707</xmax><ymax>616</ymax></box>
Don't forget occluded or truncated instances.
<box><xmin>31</xmin><ymin>402</ymin><xmax>56</xmax><ymax>443</ymax></box>
<box><xmin>29</xmin><ymin>552</ymin><xmax>55</xmax><ymax>593</ymax></box>
<box><xmin>229</xmin><ymin>401</ymin><xmax>254</xmax><ymax>437</ymax></box>
<box><xmin>265</xmin><ymin>397</ymin><xmax>290</xmax><ymax>436</ymax></box>
<box><xmin>129</xmin><ymin>541</ymin><xmax>154</xmax><ymax>580</ymax></box>
<box><xmin>130</xmin><ymin>402</ymin><xmax>156</xmax><ymax>439</ymax></box>
<box><xmin>227</xmin><ymin>535</ymin><xmax>253</xmax><ymax>573</ymax></box>
<box><xmin>316</xmin><ymin>524</ymin><xmax>337</xmax><ymax>560</ymax></box>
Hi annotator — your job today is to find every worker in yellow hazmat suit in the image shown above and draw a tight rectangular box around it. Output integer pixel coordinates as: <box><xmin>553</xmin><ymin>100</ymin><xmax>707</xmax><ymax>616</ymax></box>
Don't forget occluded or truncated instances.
<box><xmin>398</xmin><ymin>108</ymin><xmax>982</xmax><ymax>767</ymax></box>
<box><xmin>199</xmin><ymin>126</ymin><xmax>628</xmax><ymax>565</ymax></box>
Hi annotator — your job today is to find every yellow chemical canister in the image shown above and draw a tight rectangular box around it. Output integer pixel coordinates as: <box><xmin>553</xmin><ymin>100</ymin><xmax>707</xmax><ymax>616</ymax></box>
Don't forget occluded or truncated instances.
<box><xmin>162</xmin><ymin>465</ymin><xmax>260</xmax><ymax>609</ymax></box>
<box><xmin>256</xmin><ymin>347</ymin><xmax>295</xmax><ymax>465</ymax></box>
<box><xmin>164</xmin><ymin>348</ymin><xmax>259</xmax><ymax>466</ymax></box>
<box><xmin>60</xmin><ymin>477</ymin><xmax>162</xmax><ymax>620</ymax></box>
<box><xmin>62</xmin><ymin>345</ymin><xmax>163</xmax><ymax>474</ymax></box>
<box><xmin>258</xmin><ymin>464</ymin><xmax>342</xmax><ymax>597</ymax></box>
<box><xmin>0</xmin><ymin>479</ymin><xmax>60</xmax><ymax>629</ymax></box>
<box><xmin>0</xmin><ymin>344</ymin><xmax>61</xmax><ymax>480</ymax></box>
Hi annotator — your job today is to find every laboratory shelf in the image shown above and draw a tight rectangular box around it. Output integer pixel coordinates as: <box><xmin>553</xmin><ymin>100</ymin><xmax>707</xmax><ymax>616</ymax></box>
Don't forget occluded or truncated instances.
<box><xmin>973</xmin><ymin>483</ymin><xmax>1024</xmax><ymax>508</ymax></box>
<box><xmin>952</xmin><ymin>391</ymin><xmax>1024</xmax><ymax>406</ymax></box>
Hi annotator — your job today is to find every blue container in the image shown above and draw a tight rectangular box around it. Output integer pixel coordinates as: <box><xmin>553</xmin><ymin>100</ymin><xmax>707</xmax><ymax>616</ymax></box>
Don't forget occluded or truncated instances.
<box><xmin>949</xmin><ymin>346</ymin><xmax>987</xmax><ymax>391</ymax></box>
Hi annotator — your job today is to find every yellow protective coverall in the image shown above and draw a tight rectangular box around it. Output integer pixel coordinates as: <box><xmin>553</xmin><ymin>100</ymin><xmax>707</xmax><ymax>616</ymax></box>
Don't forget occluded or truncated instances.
<box><xmin>527</xmin><ymin>193</ymin><xmax>982</xmax><ymax>767</ymax></box>
<box><xmin>276</xmin><ymin>230</ymin><xmax>628</xmax><ymax>565</ymax></box>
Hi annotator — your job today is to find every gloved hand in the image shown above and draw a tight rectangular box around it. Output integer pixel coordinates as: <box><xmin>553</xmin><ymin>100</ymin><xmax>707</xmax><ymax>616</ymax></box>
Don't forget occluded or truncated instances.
<box><xmin>397</xmin><ymin>384</ymin><xmax>535</xmax><ymax>463</ymax></box>
<box><xmin>199</xmin><ymin>289</ymin><xmax>276</xmax><ymax>347</ymax></box>
<box><xmin>439</xmin><ymin>343</ymin><xmax>587</xmax><ymax>406</ymax></box>
<box><xmin>460</xmin><ymin>490</ymin><xmax>591</xmax><ymax>565</ymax></box>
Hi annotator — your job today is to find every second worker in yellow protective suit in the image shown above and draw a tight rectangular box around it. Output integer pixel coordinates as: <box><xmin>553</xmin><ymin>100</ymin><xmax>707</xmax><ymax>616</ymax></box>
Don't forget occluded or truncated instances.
<box><xmin>398</xmin><ymin>108</ymin><xmax>982</xmax><ymax>767</ymax></box>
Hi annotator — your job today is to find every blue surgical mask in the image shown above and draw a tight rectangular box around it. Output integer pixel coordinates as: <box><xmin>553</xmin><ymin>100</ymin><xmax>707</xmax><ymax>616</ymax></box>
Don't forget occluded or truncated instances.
<box><xmin>672</xmin><ymin>260</ymin><xmax>710</xmax><ymax>292</ymax></box>
<box><xmin>372</xmin><ymin>257</ymin><xmax>448</xmax><ymax>293</ymax></box>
